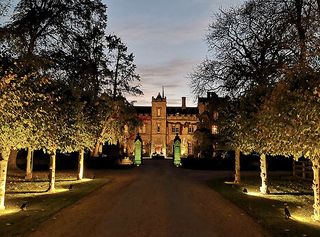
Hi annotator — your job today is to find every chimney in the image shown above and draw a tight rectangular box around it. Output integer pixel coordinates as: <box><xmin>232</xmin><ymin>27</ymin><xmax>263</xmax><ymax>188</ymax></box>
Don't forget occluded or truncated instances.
<box><xmin>182</xmin><ymin>97</ymin><xmax>186</xmax><ymax>109</ymax></box>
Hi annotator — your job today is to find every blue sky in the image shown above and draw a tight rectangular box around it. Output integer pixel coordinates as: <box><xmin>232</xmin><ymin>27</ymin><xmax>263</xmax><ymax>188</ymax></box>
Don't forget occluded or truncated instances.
<box><xmin>104</xmin><ymin>0</ymin><xmax>245</xmax><ymax>106</ymax></box>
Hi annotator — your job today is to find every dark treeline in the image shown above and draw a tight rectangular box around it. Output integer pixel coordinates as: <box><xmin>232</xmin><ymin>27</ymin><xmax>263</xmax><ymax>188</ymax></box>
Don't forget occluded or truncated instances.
<box><xmin>190</xmin><ymin>0</ymin><xmax>320</xmax><ymax>220</ymax></box>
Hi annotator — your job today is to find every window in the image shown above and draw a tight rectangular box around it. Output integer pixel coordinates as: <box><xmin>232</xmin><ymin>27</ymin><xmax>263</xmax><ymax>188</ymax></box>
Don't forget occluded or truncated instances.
<box><xmin>171</xmin><ymin>124</ymin><xmax>176</xmax><ymax>133</ymax></box>
<box><xmin>139</xmin><ymin>124</ymin><xmax>146</xmax><ymax>134</ymax></box>
<box><xmin>157</xmin><ymin>124</ymin><xmax>160</xmax><ymax>133</ymax></box>
<box><xmin>172</xmin><ymin>124</ymin><xmax>179</xmax><ymax>134</ymax></box>
<box><xmin>212</xmin><ymin>125</ymin><xmax>218</xmax><ymax>134</ymax></box>
<box><xmin>188</xmin><ymin>142</ymin><xmax>193</xmax><ymax>154</ymax></box>
<box><xmin>213</xmin><ymin>112</ymin><xmax>219</xmax><ymax>120</ymax></box>
<box><xmin>157</xmin><ymin>108</ymin><xmax>161</xmax><ymax>117</ymax></box>
<box><xmin>188</xmin><ymin>125</ymin><xmax>194</xmax><ymax>133</ymax></box>
<box><xmin>124</xmin><ymin>125</ymin><xmax>128</xmax><ymax>133</ymax></box>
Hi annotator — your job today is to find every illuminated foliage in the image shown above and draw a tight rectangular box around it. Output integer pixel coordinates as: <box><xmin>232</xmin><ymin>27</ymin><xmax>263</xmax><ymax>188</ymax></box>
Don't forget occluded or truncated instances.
<box><xmin>0</xmin><ymin>71</ymin><xmax>53</xmax><ymax>206</ymax></box>
<box><xmin>0</xmin><ymin>0</ymin><xmax>141</xmax><ymax>201</ymax></box>
<box><xmin>91</xmin><ymin>94</ymin><xmax>141</xmax><ymax>157</ymax></box>
<box><xmin>191</xmin><ymin>0</ymin><xmax>320</xmax><ymax>219</ymax></box>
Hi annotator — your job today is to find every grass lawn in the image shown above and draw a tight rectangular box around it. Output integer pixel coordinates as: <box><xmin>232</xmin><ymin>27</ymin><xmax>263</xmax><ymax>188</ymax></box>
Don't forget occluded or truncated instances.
<box><xmin>208</xmin><ymin>174</ymin><xmax>320</xmax><ymax>237</ymax></box>
<box><xmin>0</xmin><ymin>171</ymin><xmax>108</xmax><ymax>237</ymax></box>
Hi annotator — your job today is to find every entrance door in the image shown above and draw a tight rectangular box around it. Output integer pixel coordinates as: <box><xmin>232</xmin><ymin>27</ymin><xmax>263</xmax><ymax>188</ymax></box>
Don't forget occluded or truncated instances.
<box><xmin>155</xmin><ymin>145</ymin><xmax>162</xmax><ymax>154</ymax></box>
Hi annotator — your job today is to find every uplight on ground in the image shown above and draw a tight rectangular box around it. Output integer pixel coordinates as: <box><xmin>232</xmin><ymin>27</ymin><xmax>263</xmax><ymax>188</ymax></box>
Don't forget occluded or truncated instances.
<box><xmin>0</xmin><ymin>207</ymin><xmax>20</xmax><ymax>216</ymax></box>
<box><xmin>293</xmin><ymin>213</ymin><xmax>320</xmax><ymax>226</ymax></box>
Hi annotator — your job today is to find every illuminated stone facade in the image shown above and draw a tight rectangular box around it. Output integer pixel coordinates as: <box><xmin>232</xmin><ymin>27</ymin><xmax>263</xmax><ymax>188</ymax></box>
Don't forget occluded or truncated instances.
<box><xmin>126</xmin><ymin>92</ymin><xmax>221</xmax><ymax>158</ymax></box>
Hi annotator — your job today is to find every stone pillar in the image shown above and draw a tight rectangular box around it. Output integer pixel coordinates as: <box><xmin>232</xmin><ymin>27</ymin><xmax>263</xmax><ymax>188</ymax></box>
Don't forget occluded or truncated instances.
<box><xmin>173</xmin><ymin>134</ymin><xmax>181</xmax><ymax>167</ymax></box>
<box><xmin>134</xmin><ymin>134</ymin><xmax>142</xmax><ymax>166</ymax></box>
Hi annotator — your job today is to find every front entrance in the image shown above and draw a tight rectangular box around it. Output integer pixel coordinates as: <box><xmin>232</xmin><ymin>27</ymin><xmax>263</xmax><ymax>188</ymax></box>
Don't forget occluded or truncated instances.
<box><xmin>155</xmin><ymin>145</ymin><xmax>162</xmax><ymax>154</ymax></box>
<box><xmin>152</xmin><ymin>144</ymin><xmax>165</xmax><ymax>159</ymax></box>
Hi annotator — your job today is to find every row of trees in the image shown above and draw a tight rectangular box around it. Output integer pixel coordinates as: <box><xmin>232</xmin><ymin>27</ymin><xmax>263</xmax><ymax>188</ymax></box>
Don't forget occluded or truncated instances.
<box><xmin>190</xmin><ymin>0</ymin><xmax>320</xmax><ymax>220</ymax></box>
<box><xmin>0</xmin><ymin>0</ymin><xmax>142</xmax><ymax>209</ymax></box>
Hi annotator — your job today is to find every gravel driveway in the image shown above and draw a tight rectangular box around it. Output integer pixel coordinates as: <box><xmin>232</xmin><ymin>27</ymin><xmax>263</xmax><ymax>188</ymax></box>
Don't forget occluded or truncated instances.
<box><xmin>27</xmin><ymin>160</ymin><xmax>269</xmax><ymax>237</ymax></box>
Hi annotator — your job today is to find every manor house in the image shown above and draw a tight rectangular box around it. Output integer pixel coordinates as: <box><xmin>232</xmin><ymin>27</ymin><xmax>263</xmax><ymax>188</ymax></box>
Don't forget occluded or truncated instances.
<box><xmin>125</xmin><ymin>91</ymin><xmax>221</xmax><ymax>158</ymax></box>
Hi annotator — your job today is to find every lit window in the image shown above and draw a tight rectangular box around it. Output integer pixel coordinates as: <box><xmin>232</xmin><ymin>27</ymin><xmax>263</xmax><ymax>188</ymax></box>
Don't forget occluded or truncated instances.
<box><xmin>157</xmin><ymin>108</ymin><xmax>161</xmax><ymax>117</ymax></box>
<box><xmin>172</xmin><ymin>124</ymin><xmax>179</xmax><ymax>133</ymax></box>
<box><xmin>157</xmin><ymin>124</ymin><xmax>160</xmax><ymax>133</ymax></box>
<box><xmin>188</xmin><ymin>142</ymin><xmax>193</xmax><ymax>154</ymax></box>
<box><xmin>212</xmin><ymin>125</ymin><xmax>218</xmax><ymax>134</ymax></box>
<box><xmin>188</xmin><ymin>125</ymin><xmax>194</xmax><ymax>133</ymax></box>
<box><xmin>213</xmin><ymin>112</ymin><xmax>219</xmax><ymax>120</ymax></box>
<box><xmin>124</xmin><ymin>125</ymin><xmax>128</xmax><ymax>133</ymax></box>
<box><xmin>139</xmin><ymin>124</ymin><xmax>146</xmax><ymax>134</ymax></box>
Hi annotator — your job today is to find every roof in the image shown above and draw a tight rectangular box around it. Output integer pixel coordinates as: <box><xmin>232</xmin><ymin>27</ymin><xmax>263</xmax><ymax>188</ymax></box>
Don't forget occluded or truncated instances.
<box><xmin>198</xmin><ymin>97</ymin><xmax>208</xmax><ymax>103</ymax></box>
<box><xmin>198</xmin><ymin>91</ymin><xmax>220</xmax><ymax>103</ymax></box>
<box><xmin>167</xmin><ymin>107</ymin><xmax>198</xmax><ymax>115</ymax></box>
<box><xmin>135</xmin><ymin>106</ymin><xmax>151</xmax><ymax>115</ymax></box>
<box><xmin>156</xmin><ymin>92</ymin><xmax>162</xmax><ymax>99</ymax></box>
<box><xmin>134</xmin><ymin>106</ymin><xmax>198</xmax><ymax>115</ymax></box>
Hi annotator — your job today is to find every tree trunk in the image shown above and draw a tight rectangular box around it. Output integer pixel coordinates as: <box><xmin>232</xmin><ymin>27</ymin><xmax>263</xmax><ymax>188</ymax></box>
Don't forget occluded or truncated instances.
<box><xmin>77</xmin><ymin>148</ymin><xmax>84</xmax><ymax>180</ymax></box>
<box><xmin>113</xmin><ymin>48</ymin><xmax>121</xmax><ymax>99</ymax></box>
<box><xmin>92</xmin><ymin>115</ymin><xmax>112</xmax><ymax>158</ymax></box>
<box><xmin>25</xmin><ymin>148</ymin><xmax>33</xmax><ymax>180</ymax></box>
<box><xmin>293</xmin><ymin>0</ymin><xmax>307</xmax><ymax>65</ymax></box>
<box><xmin>91</xmin><ymin>142</ymin><xmax>101</xmax><ymax>158</ymax></box>
<box><xmin>48</xmin><ymin>150</ymin><xmax>56</xmax><ymax>193</ymax></box>
<box><xmin>302</xmin><ymin>161</ymin><xmax>306</xmax><ymax>179</ymax></box>
<box><xmin>8</xmin><ymin>149</ymin><xmax>18</xmax><ymax>170</ymax></box>
<box><xmin>234</xmin><ymin>148</ymin><xmax>241</xmax><ymax>184</ymax></box>
<box><xmin>0</xmin><ymin>149</ymin><xmax>10</xmax><ymax>210</ymax></box>
<box><xmin>260</xmin><ymin>153</ymin><xmax>269</xmax><ymax>194</ymax></box>
<box><xmin>312</xmin><ymin>158</ymin><xmax>320</xmax><ymax>221</ymax></box>
<box><xmin>292</xmin><ymin>159</ymin><xmax>296</xmax><ymax>177</ymax></box>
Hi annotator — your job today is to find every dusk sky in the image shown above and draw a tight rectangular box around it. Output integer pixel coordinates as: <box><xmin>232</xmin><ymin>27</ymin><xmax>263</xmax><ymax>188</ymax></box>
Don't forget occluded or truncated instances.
<box><xmin>1</xmin><ymin>0</ymin><xmax>245</xmax><ymax>106</ymax></box>
<box><xmin>104</xmin><ymin>0</ymin><xmax>245</xmax><ymax>106</ymax></box>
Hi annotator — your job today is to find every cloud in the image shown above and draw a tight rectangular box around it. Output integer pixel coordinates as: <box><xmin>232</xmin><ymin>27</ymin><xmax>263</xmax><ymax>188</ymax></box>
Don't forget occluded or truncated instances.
<box><xmin>125</xmin><ymin>58</ymin><xmax>199</xmax><ymax>106</ymax></box>
<box><xmin>138</xmin><ymin>58</ymin><xmax>199</xmax><ymax>79</ymax></box>
<box><xmin>107</xmin><ymin>0</ymin><xmax>247</xmax><ymax>106</ymax></box>
<box><xmin>115</xmin><ymin>19</ymin><xmax>208</xmax><ymax>46</ymax></box>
